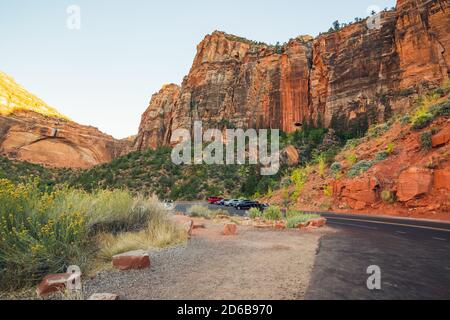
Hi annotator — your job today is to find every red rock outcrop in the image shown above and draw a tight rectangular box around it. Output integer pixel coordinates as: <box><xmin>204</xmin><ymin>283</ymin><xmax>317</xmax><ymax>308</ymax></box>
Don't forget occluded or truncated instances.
<box><xmin>223</xmin><ymin>223</ymin><xmax>237</xmax><ymax>236</ymax></box>
<box><xmin>135</xmin><ymin>0</ymin><xmax>449</xmax><ymax>151</ymax></box>
<box><xmin>112</xmin><ymin>250</ymin><xmax>151</xmax><ymax>271</ymax></box>
<box><xmin>36</xmin><ymin>273</ymin><xmax>72</xmax><ymax>297</ymax></box>
<box><xmin>397</xmin><ymin>167</ymin><xmax>434</xmax><ymax>202</ymax></box>
<box><xmin>0</xmin><ymin>111</ymin><xmax>131</xmax><ymax>169</ymax></box>
<box><xmin>432</xmin><ymin>125</ymin><xmax>450</xmax><ymax>147</ymax></box>
<box><xmin>281</xmin><ymin>145</ymin><xmax>300</xmax><ymax>166</ymax></box>
<box><xmin>133</xmin><ymin>84</ymin><xmax>180</xmax><ymax>150</ymax></box>
<box><xmin>334</xmin><ymin>177</ymin><xmax>381</xmax><ymax>210</ymax></box>
<box><xmin>307</xmin><ymin>218</ymin><xmax>327</xmax><ymax>228</ymax></box>
<box><xmin>434</xmin><ymin>169</ymin><xmax>450</xmax><ymax>190</ymax></box>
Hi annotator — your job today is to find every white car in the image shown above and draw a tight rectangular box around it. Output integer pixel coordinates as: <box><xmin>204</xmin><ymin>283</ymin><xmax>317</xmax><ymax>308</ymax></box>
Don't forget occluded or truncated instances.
<box><xmin>163</xmin><ymin>200</ymin><xmax>175</xmax><ymax>211</ymax></box>
<box><xmin>223</xmin><ymin>199</ymin><xmax>236</xmax><ymax>206</ymax></box>
<box><xmin>225</xmin><ymin>199</ymin><xmax>241</xmax><ymax>207</ymax></box>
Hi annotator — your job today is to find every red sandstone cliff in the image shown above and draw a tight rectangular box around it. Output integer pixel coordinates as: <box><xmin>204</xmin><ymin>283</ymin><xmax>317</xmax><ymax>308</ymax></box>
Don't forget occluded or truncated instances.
<box><xmin>0</xmin><ymin>111</ymin><xmax>131</xmax><ymax>169</ymax></box>
<box><xmin>0</xmin><ymin>70</ymin><xmax>131</xmax><ymax>168</ymax></box>
<box><xmin>135</xmin><ymin>0</ymin><xmax>449</xmax><ymax>150</ymax></box>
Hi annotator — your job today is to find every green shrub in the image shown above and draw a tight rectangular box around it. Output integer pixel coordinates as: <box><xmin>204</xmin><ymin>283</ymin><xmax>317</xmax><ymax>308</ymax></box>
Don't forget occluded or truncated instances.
<box><xmin>0</xmin><ymin>180</ymin><xmax>89</xmax><ymax>291</ymax></box>
<box><xmin>346</xmin><ymin>153</ymin><xmax>358</xmax><ymax>165</ymax></box>
<box><xmin>285</xmin><ymin>210</ymin><xmax>302</xmax><ymax>219</ymax></box>
<box><xmin>411</xmin><ymin>108</ymin><xmax>434</xmax><ymax>130</ymax></box>
<box><xmin>400</xmin><ymin>115</ymin><xmax>410</xmax><ymax>125</ymax></box>
<box><xmin>386</xmin><ymin>143</ymin><xmax>395</xmax><ymax>154</ymax></box>
<box><xmin>368</xmin><ymin>123</ymin><xmax>389</xmax><ymax>138</ymax></box>
<box><xmin>290</xmin><ymin>168</ymin><xmax>308</xmax><ymax>201</ymax></box>
<box><xmin>187</xmin><ymin>205</ymin><xmax>212</xmax><ymax>218</ymax></box>
<box><xmin>330</xmin><ymin>162</ymin><xmax>342</xmax><ymax>175</ymax></box>
<box><xmin>429</xmin><ymin>100</ymin><xmax>450</xmax><ymax>117</ymax></box>
<box><xmin>345</xmin><ymin>138</ymin><xmax>362</xmax><ymax>150</ymax></box>
<box><xmin>286</xmin><ymin>212</ymin><xmax>320</xmax><ymax>228</ymax></box>
<box><xmin>316</xmin><ymin>155</ymin><xmax>326</xmax><ymax>178</ymax></box>
<box><xmin>347</xmin><ymin>160</ymin><xmax>374</xmax><ymax>177</ymax></box>
<box><xmin>381</xmin><ymin>190</ymin><xmax>395</xmax><ymax>203</ymax></box>
<box><xmin>248</xmin><ymin>207</ymin><xmax>263</xmax><ymax>219</ymax></box>
<box><xmin>375</xmin><ymin>151</ymin><xmax>389</xmax><ymax>162</ymax></box>
<box><xmin>323</xmin><ymin>185</ymin><xmax>333</xmax><ymax>197</ymax></box>
<box><xmin>263</xmin><ymin>206</ymin><xmax>282</xmax><ymax>221</ymax></box>
<box><xmin>443</xmin><ymin>79</ymin><xmax>450</xmax><ymax>93</ymax></box>
<box><xmin>420</xmin><ymin>131</ymin><xmax>433</xmax><ymax>150</ymax></box>
<box><xmin>209</xmin><ymin>209</ymin><xmax>230</xmax><ymax>218</ymax></box>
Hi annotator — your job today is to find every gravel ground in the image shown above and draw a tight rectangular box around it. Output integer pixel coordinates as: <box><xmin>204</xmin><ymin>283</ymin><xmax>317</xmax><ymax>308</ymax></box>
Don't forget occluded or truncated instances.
<box><xmin>83</xmin><ymin>221</ymin><xmax>327</xmax><ymax>300</ymax></box>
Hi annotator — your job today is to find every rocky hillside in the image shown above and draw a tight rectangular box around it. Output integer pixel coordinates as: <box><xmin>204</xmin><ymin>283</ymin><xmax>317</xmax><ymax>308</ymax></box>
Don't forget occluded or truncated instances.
<box><xmin>0</xmin><ymin>148</ymin><xmax>285</xmax><ymax>201</ymax></box>
<box><xmin>135</xmin><ymin>0</ymin><xmax>449</xmax><ymax>150</ymax></box>
<box><xmin>0</xmin><ymin>72</ymin><xmax>131</xmax><ymax>168</ymax></box>
<box><xmin>264</xmin><ymin>86</ymin><xmax>450</xmax><ymax>220</ymax></box>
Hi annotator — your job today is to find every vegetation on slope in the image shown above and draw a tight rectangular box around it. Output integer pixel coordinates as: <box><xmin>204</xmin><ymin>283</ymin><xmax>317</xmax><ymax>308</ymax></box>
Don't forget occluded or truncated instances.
<box><xmin>0</xmin><ymin>125</ymin><xmax>338</xmax><ymax>201</ymax></box>
<box><xmin>264</xmin><ymin>81</ymin><xmax>450</xmax><ymax>211</ymax></box>
<box><xmin>0</xmin><ymin>71</ymin><xmax>68</xmax><ymax>119</ymax></box>
<box><xmin>67</xmin><ymin>147</ymin><xmax>287</xmax><ymax>200</ymax></box>
<box><xmin>0</xmin><ymin>157</ymin><xmax>67</xmax><ymax>190</ymax></box>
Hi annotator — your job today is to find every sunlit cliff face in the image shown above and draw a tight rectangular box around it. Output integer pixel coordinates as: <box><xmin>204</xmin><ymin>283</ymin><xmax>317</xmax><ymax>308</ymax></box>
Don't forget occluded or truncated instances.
<box><xmin>0</xmin><ymin>71</ymin><xmax>68</xmax><ymax>120</ymax></box>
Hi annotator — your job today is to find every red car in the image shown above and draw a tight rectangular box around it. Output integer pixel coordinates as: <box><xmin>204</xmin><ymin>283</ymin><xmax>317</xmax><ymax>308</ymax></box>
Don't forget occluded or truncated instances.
<box><xmin>207</xmin><ymin>196</ymin><xmax>223</xmax><ymax>204</ymax></box>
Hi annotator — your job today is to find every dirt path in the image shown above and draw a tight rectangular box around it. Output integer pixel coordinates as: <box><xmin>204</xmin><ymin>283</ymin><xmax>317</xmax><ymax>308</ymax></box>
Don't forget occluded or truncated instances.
<box><xmin>84</xmin><ymin>220</ymin><xmax>328</xmax><ymax>300</ymax></box>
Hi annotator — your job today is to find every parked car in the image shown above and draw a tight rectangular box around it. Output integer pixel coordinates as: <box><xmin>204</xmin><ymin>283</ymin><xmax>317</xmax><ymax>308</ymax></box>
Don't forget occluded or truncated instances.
<box><xmin>229</xmin><ymin>199</ymin><xmax>250</xmax><ymax>208</ymax></box>
<box><xmin>235</xmin><ymin>200</ymin><xmax>260</xmax><ymax>210</ymax></box>
<box><xmin>208</xmin><ymin>196</ymin><xmax>223</xmax><ymax>204</ymax></box>
<box><xmin>224</xmin><ymin>199</ymin><xmax>240</xmax><ymax>207</ymax></box>
<box><xmin>215</xmin><ymin>199</ymin><xmax>229</xmax><ymax>206</ymax></box>
<box><xmin>162</xmin><ymin>200</ymin><xmax>175</xmax><ymax>210</ymax></box>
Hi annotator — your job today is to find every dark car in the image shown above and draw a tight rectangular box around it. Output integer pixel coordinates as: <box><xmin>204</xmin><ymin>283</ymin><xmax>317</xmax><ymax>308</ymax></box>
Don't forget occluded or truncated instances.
<box><xmin>208</xmin><ymin>196</ymin><xmax>223</xmax><ymax>204</ymax></box>
<box><xmin>235</xmin><ymin>200</ymin><xmax>260</xmax><ymax>210</ymax></box>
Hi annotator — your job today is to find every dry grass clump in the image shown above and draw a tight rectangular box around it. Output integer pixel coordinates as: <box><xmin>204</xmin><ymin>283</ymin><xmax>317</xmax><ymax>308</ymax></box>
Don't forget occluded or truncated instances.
<box><xmin>97</xmin><ymin>198</ymin><xmax>187</xmax><ymax>261</ymax></box>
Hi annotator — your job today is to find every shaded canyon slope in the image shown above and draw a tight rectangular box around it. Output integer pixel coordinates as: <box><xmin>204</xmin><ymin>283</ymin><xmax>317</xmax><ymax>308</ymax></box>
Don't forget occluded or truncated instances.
<box><xmin>135</xmin><ymin>0</ymin><xmax>450</xmax><ymax>150</ymax></box>
<box><xmin>0</xmin><ymin>72</ymin><xmax>131</xmax><ymax>169</ymax></box>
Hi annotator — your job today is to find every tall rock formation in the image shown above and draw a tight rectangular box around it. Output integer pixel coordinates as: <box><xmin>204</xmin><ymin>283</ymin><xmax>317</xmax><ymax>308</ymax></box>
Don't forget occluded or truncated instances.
<box><xmin>134</xmin><ymin>84</ymin><xmax>181</xmax><ymax>150</ymax></box>
<box><xmin>0</xmin><ymin>72</ymin><xmax>131</xmax><ymax>168</ymax></box>
<box><xmin>135</xmin><ymin>0</ymin><xmax>449</xmax><ymax>150</ymax></box>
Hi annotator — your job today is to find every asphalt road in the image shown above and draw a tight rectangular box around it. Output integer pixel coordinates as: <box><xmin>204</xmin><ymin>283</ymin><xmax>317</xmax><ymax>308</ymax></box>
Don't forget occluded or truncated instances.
<box><xmin>175</xmin><ymin>202</ymin><xmax>450</xmax><ymax>300</ymax></box>
<box><xmin>305</xmin><ymin>213</ymin><xmax>450</xmax><ymax>300</ymax></box>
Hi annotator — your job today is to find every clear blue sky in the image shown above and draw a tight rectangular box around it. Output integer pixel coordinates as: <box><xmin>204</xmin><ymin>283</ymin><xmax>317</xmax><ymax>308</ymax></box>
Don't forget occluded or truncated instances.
<box><xmin>0</xmin><ymin>0</ymin><xmax>396</xmax><ymax>138</ymax></box>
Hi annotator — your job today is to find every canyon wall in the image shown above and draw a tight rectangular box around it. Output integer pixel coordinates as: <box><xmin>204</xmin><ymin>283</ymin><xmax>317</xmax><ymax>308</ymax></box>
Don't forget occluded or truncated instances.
<box><xmin>0</xmin><ymin>111</ymin><xmax>131</xmax><ymax>168</ymax></box>
<box><xmin>0</xmin><ymin>70</ymin><xmax>131</xmax><ymax>168</ymax></box>
<box><xmin>135</xmin><ymin>0</ymin><xmax>449</xmax><ymax>150</ymax></box>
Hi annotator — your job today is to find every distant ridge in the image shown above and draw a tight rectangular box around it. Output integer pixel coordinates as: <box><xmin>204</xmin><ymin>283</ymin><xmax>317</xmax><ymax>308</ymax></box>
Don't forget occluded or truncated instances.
<box><xmin>0</xmin><ymin>71</ymin><xmax>68</xmax><ymax>120</ymax></box>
